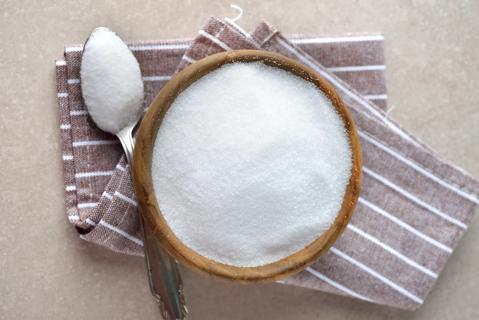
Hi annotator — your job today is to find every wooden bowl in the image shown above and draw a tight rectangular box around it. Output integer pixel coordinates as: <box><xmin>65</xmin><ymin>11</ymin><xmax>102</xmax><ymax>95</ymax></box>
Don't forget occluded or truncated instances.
<box><xmin>133</xmin><ymin>50</ymin><xmax>362</xmax><ymax>282</ymax></box>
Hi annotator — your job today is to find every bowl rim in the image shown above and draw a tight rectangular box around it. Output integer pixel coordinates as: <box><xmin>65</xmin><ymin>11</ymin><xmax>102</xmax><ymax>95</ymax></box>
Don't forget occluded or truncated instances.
<box><xmin>133</xmin><ymin>49</ymin><xmax>362</xmax><ymax>282</ymax></box>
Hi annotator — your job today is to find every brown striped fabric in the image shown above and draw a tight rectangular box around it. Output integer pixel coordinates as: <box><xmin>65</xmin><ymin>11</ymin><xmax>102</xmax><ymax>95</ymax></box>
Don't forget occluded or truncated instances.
<box><xmin>55</xmin><ymin>17</ymin><xmax>479</xmax><ymax>310</ymax></box>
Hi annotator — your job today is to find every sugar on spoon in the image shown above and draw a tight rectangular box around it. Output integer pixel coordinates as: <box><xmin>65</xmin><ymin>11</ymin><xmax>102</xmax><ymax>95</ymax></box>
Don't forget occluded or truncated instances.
<box><xmin>80</xmin><ymin>27</ymin><xmax>188</xmax><ymax>320</ymax></box>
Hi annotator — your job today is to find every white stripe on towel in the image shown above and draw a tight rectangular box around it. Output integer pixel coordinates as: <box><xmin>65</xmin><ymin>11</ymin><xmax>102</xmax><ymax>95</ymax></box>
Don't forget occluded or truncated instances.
<box><xmin>62</xmin><ymin>154</ymin><xmax>73</xmax><ymax>161</ymax></box>
<box><xmin>78</xmin><ymin>202</ymin><xmax>97</xmax><ymax>209</ymax></box>
<box><xmin>306</xmin><ymin>267</ymin><xmax>373</xmax><ymax>302</ymax></box>
<box><xmin>363</xmin><ymin>167</ymin><xmax>467</xmax><ymax>229</ymax></box>
<box><xmin>291</xmin><ymin>35</ymin><xmax>384</xmax><ymax>44</ymax></box>
<box><xmin>330</xmin><ymin>247</ymin><xmax>423</xmax><ymax>304</ymax></box>
<box><xmin>102</xmin><ymin>192</ymin><xmax>113</xmax><ymax>200</ymax></box>
<box><xmin>347</xmin><ymin>224</ymin><xmax>438</xmax><ymax>278</ymax></box>
<box><xmin>114</xmin><ymin>191</ymin><xmax>138</xmax><ymax>207</ymax></box>
<box><xmin>72</xmin><ymin>140</ymin><xmax>118</xmax><ymax>147</ymax></box>
<box><xmin>67</xmin><ymin>78</ymin><xmax>80</xmax><ymax>85</ymax></box>
<box><xmin>328</xmin><ymin>65</ymin><xmax>385</xmax><ymax>72</ymax></box>
<box><xmin>129</xmin><ymin>43</ymin><xmax>190</xmax><ymax>51</ymax></box>
<box><xmin>85</xmin><ymin>218</ymin><xmax>97</xmax><ymax>226</ymax></box>
<box><xmin>68</xmin><ymin>215</ymin><xmax>80</xmax><ymax>222</ymax></box>
<box><xmin>75</xmin><ymin>171</ymin><xmax>114</xmax><ymax>178</ymax></box>
<box><xmin>359</xmin><ymin>130</ymin><xmax>479</xmax><ymax>205</ymax></box>
<box><xmin>364</xmin><ymin>94</ymin><xmax>388</xmax><ymax>101</ymax></box>
<box><xmin>198</xmin><ymin>30</ymin><xmax>232</xmax><ymax>51</ymax></box>
<box><xmin>142</xmin><ymin>75</ymin><xmax>171</xmax><ymax>82</ymax></box>
<box><xmin>69</xmin><ymin>110</ymin><xmax>88</xmax><ymax>116</ymax></box>
<box><xmin>358</xmin><ymin>197</ymin><xmax>453</xmax><ymax>253</ymax></box>
<box><xmin>182</xmin><ymin>55</ymin><xmax>197</xmax><ymax>64</ymax></box>
<box><xmin>99</xmin><ymin>220</ymin><xmax>143</xmax><ymax>246</ymax></box>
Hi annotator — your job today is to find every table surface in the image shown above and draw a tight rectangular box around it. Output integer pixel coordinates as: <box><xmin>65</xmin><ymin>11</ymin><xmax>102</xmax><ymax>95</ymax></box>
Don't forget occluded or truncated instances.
<box><xmin>1</xmin><ymin>1</ymin><xmax>478</xmax><ymax>319</ymax></box>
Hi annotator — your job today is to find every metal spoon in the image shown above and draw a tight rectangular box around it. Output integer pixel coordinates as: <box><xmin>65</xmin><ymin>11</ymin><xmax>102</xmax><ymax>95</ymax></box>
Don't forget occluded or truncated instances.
<box><xmin>80</xmin><ymin>27</ymin><xmax>188</xmax><ymax>320</ymax></box>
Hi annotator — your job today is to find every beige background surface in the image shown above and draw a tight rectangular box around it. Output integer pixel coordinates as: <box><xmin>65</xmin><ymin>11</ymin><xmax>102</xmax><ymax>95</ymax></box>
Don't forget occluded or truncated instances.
<box><xmin>1</xmin><ymin>0</ymin><xmax>478</xmax><ymax>319</ymax></box>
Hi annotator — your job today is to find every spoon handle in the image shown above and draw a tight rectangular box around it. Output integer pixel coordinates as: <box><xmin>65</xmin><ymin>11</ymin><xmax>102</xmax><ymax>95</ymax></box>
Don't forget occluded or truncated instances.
<box><xmin>118</xmin><ymin>126</ymin><xmax>188</xmax><ymax>320</ymax></box>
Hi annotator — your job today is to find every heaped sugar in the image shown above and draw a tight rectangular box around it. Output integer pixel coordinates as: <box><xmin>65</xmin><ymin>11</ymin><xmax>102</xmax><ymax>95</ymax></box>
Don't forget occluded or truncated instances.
<box><xmin>152</xmin><ymin>62</ymin><xmax>352</xmax><ymax>267</ymax></box>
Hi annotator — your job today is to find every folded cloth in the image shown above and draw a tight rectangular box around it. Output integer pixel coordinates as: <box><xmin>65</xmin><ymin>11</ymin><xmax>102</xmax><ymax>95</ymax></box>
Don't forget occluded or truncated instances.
<box><xmin>55</xmin><ymin>17</ymin><xmax>479</xmax><ymax>310</ymax></box>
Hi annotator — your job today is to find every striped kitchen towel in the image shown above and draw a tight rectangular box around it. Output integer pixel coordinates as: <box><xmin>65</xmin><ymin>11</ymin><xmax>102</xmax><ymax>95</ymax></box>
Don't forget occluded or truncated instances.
<box><xmin>55</xmin><ymin>17</ymin><xmax>479</xmax><ymax>310</ymax></box>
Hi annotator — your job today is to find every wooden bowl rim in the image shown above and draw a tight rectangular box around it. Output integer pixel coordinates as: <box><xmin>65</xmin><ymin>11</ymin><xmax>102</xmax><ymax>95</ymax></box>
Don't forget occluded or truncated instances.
<box><xmin>133</xmin><ymin>50</ymin><xmax>362</xmax><ymax>282</ymax></box>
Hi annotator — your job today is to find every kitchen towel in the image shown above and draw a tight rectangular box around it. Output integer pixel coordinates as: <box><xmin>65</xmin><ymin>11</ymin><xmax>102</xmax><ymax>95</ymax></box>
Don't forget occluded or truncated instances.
<box><xmin>55</xmin><ymin>17</ymin><xmax>479</xmax><ymax>310</ymax></box>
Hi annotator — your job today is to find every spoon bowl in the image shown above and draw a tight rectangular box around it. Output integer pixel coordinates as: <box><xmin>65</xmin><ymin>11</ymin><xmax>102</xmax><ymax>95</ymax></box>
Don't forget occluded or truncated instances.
<box><xmin>80</xmin><ymin>27</ymin><xmax>187</xmax><ymax>320</ymax></box>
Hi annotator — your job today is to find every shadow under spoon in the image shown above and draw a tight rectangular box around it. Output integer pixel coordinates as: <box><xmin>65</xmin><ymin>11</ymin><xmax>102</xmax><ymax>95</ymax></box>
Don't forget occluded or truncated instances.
<box><xmin>79</xmin><ymin>27</ymin><xmax>188</xmax><ymax>320</ymax></box>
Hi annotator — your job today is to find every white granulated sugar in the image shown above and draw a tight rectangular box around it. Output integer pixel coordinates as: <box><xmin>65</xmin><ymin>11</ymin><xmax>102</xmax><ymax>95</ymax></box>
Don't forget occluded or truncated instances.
<box><xmin>152</xmin><ymin>62</ymin><xmax>352</xmax><ymax>267</ymax></box>
<box><xmin>80</xmin><ymin>27</ymin><xmax>144</xmax><ymax>134</ymax></box>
